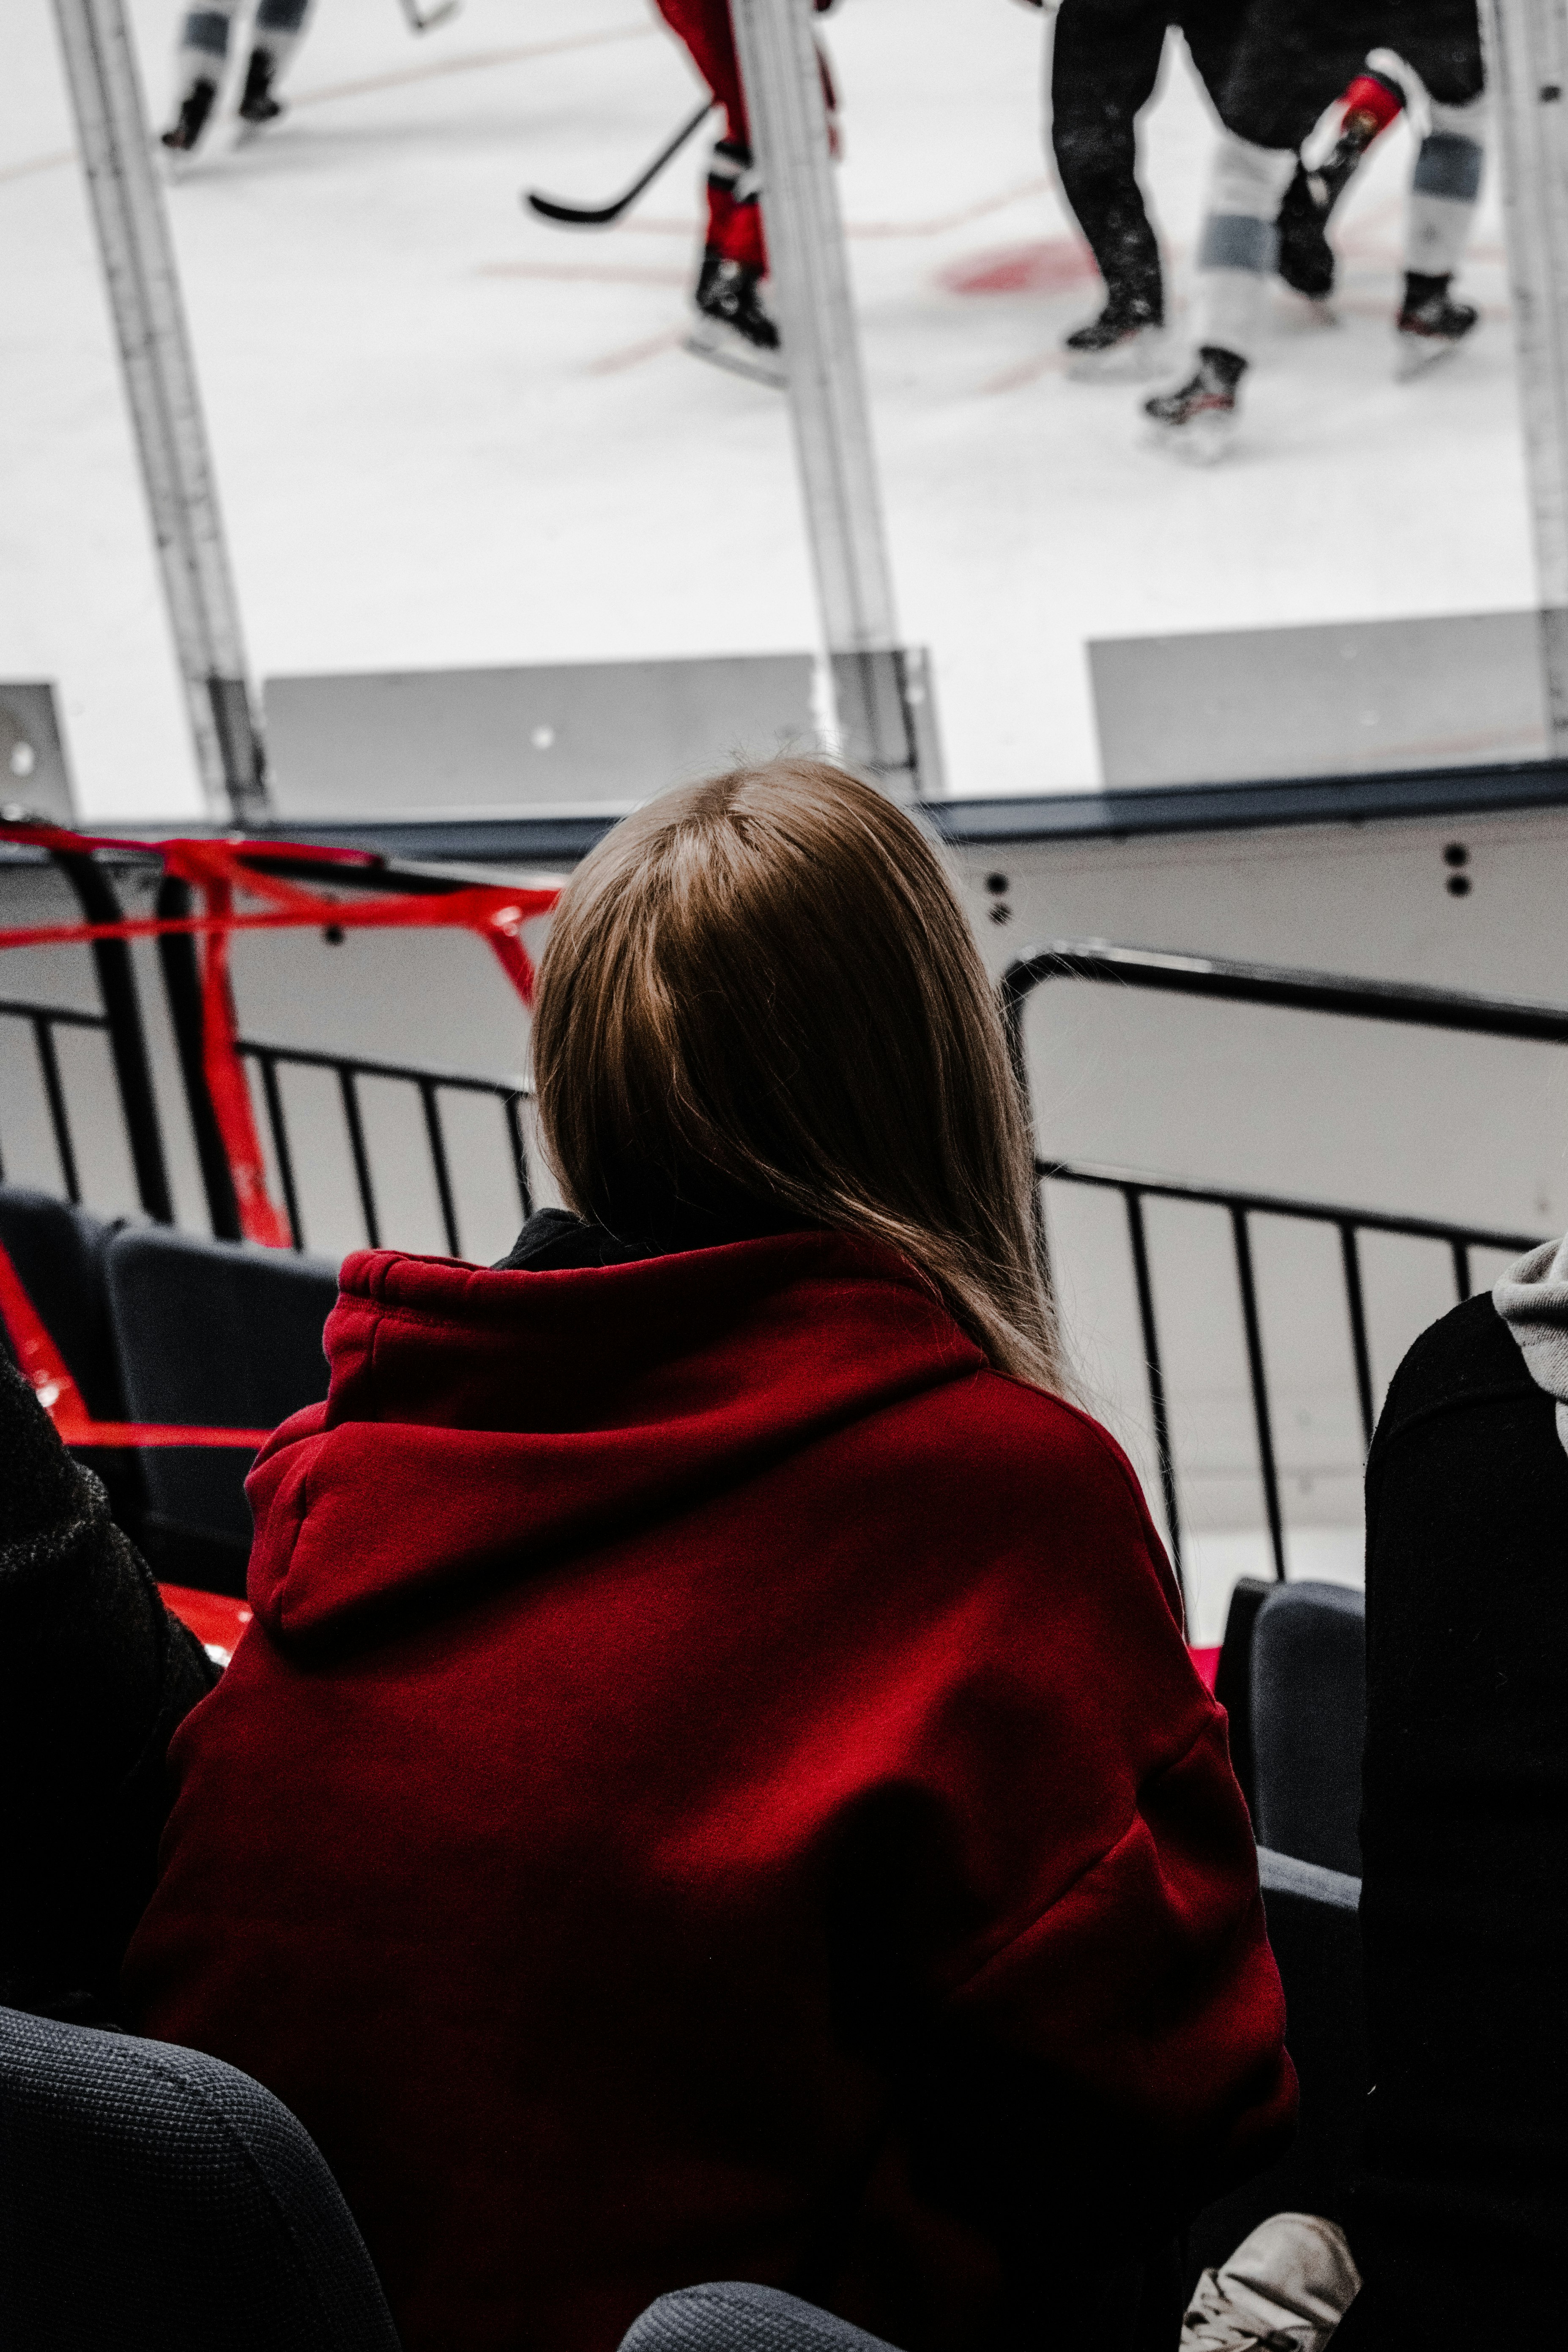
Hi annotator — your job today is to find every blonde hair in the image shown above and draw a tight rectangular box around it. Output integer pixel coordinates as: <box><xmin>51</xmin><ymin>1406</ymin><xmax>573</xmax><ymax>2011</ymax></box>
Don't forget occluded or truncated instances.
<box><xmin>531</xmin><ymin>758</ymin><xmax>1068</xmax><ymax>1394</ymax></box>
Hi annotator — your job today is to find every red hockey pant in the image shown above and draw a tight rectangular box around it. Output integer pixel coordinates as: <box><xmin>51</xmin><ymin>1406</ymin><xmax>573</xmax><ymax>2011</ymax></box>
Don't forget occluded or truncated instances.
<box><xmin>654</xmin><ymin>0</ymin><xmax>766</xmax><ymax>270</ymax></box>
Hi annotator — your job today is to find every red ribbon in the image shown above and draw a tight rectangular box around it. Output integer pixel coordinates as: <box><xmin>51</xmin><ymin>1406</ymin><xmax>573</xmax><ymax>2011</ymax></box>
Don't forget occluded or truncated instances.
<box><xmin>2</xmin><ymin>819</ymin><xmax>558</xmax><ymax>1248</ymax></box>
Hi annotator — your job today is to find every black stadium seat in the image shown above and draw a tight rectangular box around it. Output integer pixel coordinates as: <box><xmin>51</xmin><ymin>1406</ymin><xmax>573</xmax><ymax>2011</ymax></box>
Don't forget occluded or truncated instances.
<box><xmin>103</xmin><ymin>1227</ymin><xmax>340</xmax><ymax>1596</ymax></box>
<box><xmin>1186</xmin><ymin>1846</ymin><xmax>1366</xmax><ymax>2283</ymax></box>
<box><xmin>621</xmin><ymin>2283</ymin><xmax>902</xmax><ymax>2352</ymax></box>
<box><xmin>0</xmin><ymin>1186</ymin><xmax>125</xmax><ymax>1419</ymax></box>
<box><xmin>0</xmin><ymin>1184</ymin><xmax>142</xmax><ymax>1528</ymax></box>
<box><xmin>1211</xmin><ymin>1574</ymin><xmax>1275</xmax><ymax>1821</ymax></box>
<box><xmin>0</xmin><ymin>2004</ymin><xmax>402</xmax><ymax>2352</ymax></box>
<box><xmin>1251</xmin><ymin>1583</ymin><xmax>1366</xmax><ymax>1877</ymax></box>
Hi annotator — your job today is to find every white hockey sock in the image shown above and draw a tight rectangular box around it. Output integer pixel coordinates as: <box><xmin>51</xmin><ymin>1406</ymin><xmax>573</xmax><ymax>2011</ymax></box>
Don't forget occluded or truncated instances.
<box><xmin>174</xmin><ymin>2</ymin><xmax>241</xmax><ymax>93</ymax></box>
<box><xmin>1193</xmin><ymin>132</ymin><xmax>1298</xmax><ymax>360</ymax></box>
<box><xmin>250</xmin><ymin>0</ymin><xmax>314</xmax><ymax>77</ymax></box>
<box><xmin>1406</xmin><ymin>93</ymin><xmax>1486</xmax><ymax>281</ymax></box>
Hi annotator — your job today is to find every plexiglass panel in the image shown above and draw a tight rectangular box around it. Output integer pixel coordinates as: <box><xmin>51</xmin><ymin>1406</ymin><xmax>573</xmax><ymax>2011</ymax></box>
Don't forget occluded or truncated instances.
<box><xmin>2</xmin><ymin>0</ymin><xmax>1555</xmax><ymax>813</ymax></box>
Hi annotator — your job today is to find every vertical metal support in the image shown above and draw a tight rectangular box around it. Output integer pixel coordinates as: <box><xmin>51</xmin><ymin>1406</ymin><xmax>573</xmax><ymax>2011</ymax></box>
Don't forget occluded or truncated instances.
<box><xmin>53</xmin><ymin>851</ymin><xmax>174</xmax><ymax>1221</ymax></box>
<box><xmin>419</xmin><ymin>1081</ymin><xmax>462</xmax><ymax>1257</ymax></box>
<box><xmin>255</xmin><ymin>1053</ymin><xmax>304</xmax><ymax>1250</ymax></box>
<box><xmin>1450</xmin><ymin>1237</ymin><xmax>1474</xmax><ymax>1301</ymax></box>
<box><xmin>1485</xmin><ymin>0</ymin><xmax>1568</xmax><ymax>750</ymax></box>
<box><xmin>731</xmin><ymin>0</ymin><xmax>925</xmax><ymax>797</ymax></box>
<box><xmin>155</xmin><ymin>874</ymin><xmax>244</xmax><ymax>1241</ymax></box>
<box><xmin>1338</xmin><ymin>1222</ymin><xmax>1376</xmax><ymax>1450</ymax></box>
<box><xmin>1124</xmin><ymin>1188</ymin><xmax>1185</xmax><ymax>1599</ymax></box>
<box><xmin>51</xmin><ymin>0</ymin><xmax>269</xmax><ymax>822</ymax></box>
<box><xmin>504</xmin><ymin>1092</ymin><xmax>534</xmax><ymax>1222</ymax></box>
<box><xmin>1231</xmin><ymin>1207</ymin><xmax>1286</xmax><ymax>1583</ymax></box>
<box><xmin>339</xmin><ymin>1068</ymin><xmax>380</xmax><ymax>1246</ymax></box>
<box><xmin>33</xmin><ymin>1020</ymin><xmax>83</xmax><ymax>1206</ymax></box>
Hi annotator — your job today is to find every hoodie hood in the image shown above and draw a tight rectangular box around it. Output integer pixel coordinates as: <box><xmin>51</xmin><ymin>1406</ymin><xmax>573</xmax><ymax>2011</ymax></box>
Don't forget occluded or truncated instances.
<box><xmin>1494</xmin><ymin>1232</ymin><xmax>1568</xmax><ymax>1458</ymax></box>
<box><xmin>244</xmin><ymin>1229</ymin><xmax>981</xmax><ymax>1648</ymax></box>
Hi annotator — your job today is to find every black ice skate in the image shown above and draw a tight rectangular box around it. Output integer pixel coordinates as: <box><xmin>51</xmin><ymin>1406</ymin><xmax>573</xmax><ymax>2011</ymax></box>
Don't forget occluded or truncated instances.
<box><xmin>1143</xmin><ymin>346</ymin><xmax>1246</xmax><ymax>463</ymax></box>
<box><xmin>1063</xmin><ymin>292</ymin><xmax>1166</xmax><ymax>382</ymax></box>
<box><xmin>1396</xmin><ymin>274</ymin><xmax>1478</xmax><ymax>380</ymax></box>
<box><xmin>161</xmin><ymin>77</ymin><xmax>218</xmax><ymax>155</ymax></box>
<box><xmin>237</xmin><ymin>49</ymin><xmax>285</xmax><ymax>130</ymax></box>
<box><xmin>684</xmin><ymin>252</ymin><xmax>785</xmax><ymax>390</ymax></box>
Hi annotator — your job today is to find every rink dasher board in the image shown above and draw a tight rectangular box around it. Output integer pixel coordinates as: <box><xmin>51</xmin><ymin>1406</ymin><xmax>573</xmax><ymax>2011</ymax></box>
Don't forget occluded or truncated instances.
<box><xmin>1090</xmin><ymin>608</ymin><xmax>1552</xmax><ymax>789</ymax></box>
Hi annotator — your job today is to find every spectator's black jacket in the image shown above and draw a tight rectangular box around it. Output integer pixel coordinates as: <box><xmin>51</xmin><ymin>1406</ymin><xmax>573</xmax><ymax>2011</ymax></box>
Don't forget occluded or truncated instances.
<box><xmin>1343</xmin><ymin>1292</ymin><xmax>1568</xmax><ymax>2347</ymax></box>
<box><xmin>0</xmin><ymin>1353</ymin><xmax>216</xmax><ymax>2022</ymax></box>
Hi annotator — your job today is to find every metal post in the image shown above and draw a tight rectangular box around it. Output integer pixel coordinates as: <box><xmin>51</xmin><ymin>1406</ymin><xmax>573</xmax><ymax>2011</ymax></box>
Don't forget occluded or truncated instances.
<box><xmin>731</xmin><ymin>0</ymin><xmax>926</xmax><ymax>797</ymax></box>
<box><xmin>51</xmin><ymin>0</ymin><xmax>269</xmax><ymax>823</ymax></box>
<box><xmin>1485</xmin><ymin>0</ymin><xmax>1568</xmax><ymax>751</ymax></box>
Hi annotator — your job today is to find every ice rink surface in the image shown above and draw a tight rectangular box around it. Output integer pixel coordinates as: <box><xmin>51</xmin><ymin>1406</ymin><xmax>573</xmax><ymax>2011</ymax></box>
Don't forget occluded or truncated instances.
<box><xmin>3</xmin><ymin>0</ymin><xmax>1539</xmax><ymax>816</ymax></box>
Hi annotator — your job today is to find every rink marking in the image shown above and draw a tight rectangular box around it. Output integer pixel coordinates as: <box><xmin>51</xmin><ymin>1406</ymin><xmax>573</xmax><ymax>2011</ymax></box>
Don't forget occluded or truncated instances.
<box><xmin>287</xmin><ymin>23</ymin><xmax>658</xmax><ymax>114</ymax></box>
<box><xmin>0</xmin><ymin>149</ymin><xmax>74</xmax><ymax>187</ymax></box>
<box><xmin>478</xmin><ymin>261</ymin><xmax>687</xmax><ymax>288</ymax></box>
<box><xmin>0</xmin><ymin>23</ymin><xmax>661</xmax><ymax>190</ymax></box>
<box><xmin>614</xmin><ymin>178</ymin><xmax>1052</xmax><ymax>244</ymax></box>
<box><xmin>586</xmin><ymin>329</ymin><xmax>688</xmax><ymax>377</ymax></box>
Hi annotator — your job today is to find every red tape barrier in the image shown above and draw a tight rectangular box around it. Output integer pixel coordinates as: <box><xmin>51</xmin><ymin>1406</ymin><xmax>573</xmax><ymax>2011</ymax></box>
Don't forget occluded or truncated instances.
<box><xmin>1</xmin><ymin>819</ymin><xmax>558</xmax><ymax>1249</ymax></box>
<box><xmin>0</xmin><ymin>1235</ymin><xmax>269</xmax><ymax>1447</ymax></box>
<box><xmin>1</xmin><ymin>817</ymin><xmax>559</xmax><ymax>1447</ymax></box>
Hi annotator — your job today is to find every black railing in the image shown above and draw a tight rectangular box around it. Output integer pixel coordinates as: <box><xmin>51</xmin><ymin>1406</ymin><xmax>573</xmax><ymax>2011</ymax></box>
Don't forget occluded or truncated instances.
<box><xmin>1004</xmin><ymin>944</ymin><xmax>1568</xmax><ymax>1588</ymax></box>
<box><xmin>0</xmin><ymin>995</ymin><xmax>111</xmax><ymax>1207</ymax></box>
<box><xmin>236</xmin><ymin>1036</ymin><xmax>532</xmax><ymax>1260</ymax></box>
<box><xmin>1040</xmin><ymin>1154</ymin><xmax>1540</xmax><ymax>1588</ymax></box>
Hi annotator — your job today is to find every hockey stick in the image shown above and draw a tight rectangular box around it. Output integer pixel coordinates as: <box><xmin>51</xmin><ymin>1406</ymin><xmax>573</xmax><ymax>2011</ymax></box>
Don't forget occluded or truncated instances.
<box><xmin>524</xmin><ymin>99</ymin><xmax>715</xmax><ymax>228</ymax></box>
<box><xmin>397</xmin><ymin>0</ymin><xmax>461</xmax><ymax>31</ymax></box>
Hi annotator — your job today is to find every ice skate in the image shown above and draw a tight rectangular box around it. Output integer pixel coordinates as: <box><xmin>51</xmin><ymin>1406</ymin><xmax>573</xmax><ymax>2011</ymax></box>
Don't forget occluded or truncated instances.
<box><xmin>160</xmin><ymin>76</ymin><xmax>218</xmax><ymax>156</ymax></box>
<box><xmin>684</xmin><ymin>253</ymin><xmax>785</xmax><ymax>390</ymax></box>
<box><xmin>1396</xmin><ymin>276</ymin><xmax>1478</xmax><ymax>380</ymax></box>
<box><xmin>1144</xmin><ymin>346</ymin><xmax>1244</xmax><ymax>463</ymax></box>
<box><xmin>236</xmin><ymin>49</ymin><xmax>285</xmax><ymax>133</ymax></box>
<box><xmin>1064</xmin><ymin>293</ymin><xmax>1167</xmax><ymax>382</ymax></box>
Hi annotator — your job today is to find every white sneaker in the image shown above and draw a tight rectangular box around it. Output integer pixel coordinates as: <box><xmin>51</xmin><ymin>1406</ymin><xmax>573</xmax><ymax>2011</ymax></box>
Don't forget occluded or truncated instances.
<box><xmin>1182</xmin><ymin>2213</ymin><xmax>1361</xmax><ymax>2351</ymax></box>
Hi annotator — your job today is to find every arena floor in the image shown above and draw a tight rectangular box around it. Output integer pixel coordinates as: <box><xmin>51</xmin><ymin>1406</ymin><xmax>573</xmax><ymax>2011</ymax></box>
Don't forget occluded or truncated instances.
<box><xmin>3</xmin><ymin>0</ymin><xmax>1538</xmax><ymax>817</ymax></box>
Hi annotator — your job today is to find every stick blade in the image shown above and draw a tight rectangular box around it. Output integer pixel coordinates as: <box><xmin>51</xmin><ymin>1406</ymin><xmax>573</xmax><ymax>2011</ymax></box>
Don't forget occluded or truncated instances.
<box><xmin>524</xmin><ymin>189</ymin><xmax>625</xmax><ymax>227</ymax></box>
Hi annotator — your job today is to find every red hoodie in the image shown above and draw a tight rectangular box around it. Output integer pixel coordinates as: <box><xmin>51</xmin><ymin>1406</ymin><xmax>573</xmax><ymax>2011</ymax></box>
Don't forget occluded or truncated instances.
<box><xmin>123</xmin><ymin>1232</ymin><xmax>1294</xmax><ymax>2352</ymax></box>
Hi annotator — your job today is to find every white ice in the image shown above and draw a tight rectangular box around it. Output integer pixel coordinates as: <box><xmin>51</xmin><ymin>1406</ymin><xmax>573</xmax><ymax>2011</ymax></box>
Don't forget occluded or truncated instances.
<box><xmin>1</xmin><ymin>0</ymin><xmax>1537</xmax><ymax>818</ymax></box>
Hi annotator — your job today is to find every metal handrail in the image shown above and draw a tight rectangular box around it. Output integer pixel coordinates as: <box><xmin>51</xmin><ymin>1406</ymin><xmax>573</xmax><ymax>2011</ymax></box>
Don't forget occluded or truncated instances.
<box><xmin>234</xmin><ymin>1034</ymin><xmax>532</xmax><ymax>1260</ymax></box>
<box><xmin>1041</xmin><ymin>1155</ymin><xmax>1543</xmax><ymax>1589</ymax></box>
<box><xmin>1002</xmin><ymin>941</ymin><xmax>1568</xmax><ymax>1046</ymax></box>
<box><xmin>1005</xmin><ymin>943</ymin><xmax>1568</xmax><ymax>1593</ymax></box>
<box><xmin>0</xmin><ymin>994</ymin><xmax>113</xmax><ymax>1207</ymax></box>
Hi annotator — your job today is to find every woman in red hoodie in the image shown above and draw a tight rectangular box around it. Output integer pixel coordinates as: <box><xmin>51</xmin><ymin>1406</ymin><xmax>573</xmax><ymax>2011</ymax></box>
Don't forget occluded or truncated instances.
<box><xmin>124</xmin><ymin>761</ymin><xmax>1294</xmax><ymax>2352</ymax></box>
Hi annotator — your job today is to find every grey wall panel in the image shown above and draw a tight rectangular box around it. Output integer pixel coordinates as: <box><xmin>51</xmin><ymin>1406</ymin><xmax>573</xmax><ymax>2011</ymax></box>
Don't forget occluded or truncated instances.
<box><xmin>262</xmin><ymin>654</ymin><xmax>820</xmax><ymax>818</ymax></box>
<box><xmin>1090</xmin><ymin>611</ymin><xmax>1550</xmax><ymax>788</ymax></box>
<box><xmin>0</xmin><ymin>685</ymin><xmax>77</xmax><ymax>824</ymax></box>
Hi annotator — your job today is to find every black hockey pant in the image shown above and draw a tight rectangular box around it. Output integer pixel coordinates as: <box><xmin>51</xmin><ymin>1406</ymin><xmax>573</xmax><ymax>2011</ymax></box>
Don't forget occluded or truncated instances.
<box><xmin>1051</xmin><ymin>0</ymin><xmax>1248</xmax><ymax>321</ymax></box>
<box><xmin>1218</xmin><ymin>0</ymin><xmax>1483</xmax><ymax>150</ymax></box>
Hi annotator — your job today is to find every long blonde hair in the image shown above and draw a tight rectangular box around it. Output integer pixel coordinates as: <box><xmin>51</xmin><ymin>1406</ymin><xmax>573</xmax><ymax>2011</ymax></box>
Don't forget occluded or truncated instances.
<box><xmin>531</xmin><ymin>759</ymin><xmax>1068</xmax><ymax>1394</ymax></box>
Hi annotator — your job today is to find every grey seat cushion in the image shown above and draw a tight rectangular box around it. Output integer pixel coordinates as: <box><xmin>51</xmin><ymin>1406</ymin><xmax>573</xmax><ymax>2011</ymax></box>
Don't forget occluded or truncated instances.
<box><xmin>1252</xmin><ymin>1581</ymin><xmax>1366</xmax><ymax>1876</ymax></box>
<box><xmin>102</xmin><ymin>1227</ymin><xmax>339</xmax><ymax>1587</ymax></box>
<box><xmin>621</xmin><ymin>2283</ymin><xmax>901</xmax><ymax>2352</ymax></box>
<box><xmin>0</xmin><ymin>2005</ymin><xmax>400</xmax><ymax>2352</ymax></box>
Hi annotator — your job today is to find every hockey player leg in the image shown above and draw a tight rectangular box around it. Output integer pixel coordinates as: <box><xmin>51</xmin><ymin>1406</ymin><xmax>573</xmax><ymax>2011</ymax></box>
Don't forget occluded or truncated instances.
<box><xmin>1396</xmin><ymin>92</ymin><xmax>1486</xmax><ymax>378</ymax></box>
<box><xmin>161</xmin><ymin>3</ymin><xmax>239</xmax><ymax>153</ymax></box>
<box><xmin>1050</xmin><ymin>0</ymin><xmax>1169</xmax><ymax>378</ymax></box>
<box><xmin>1276</xmin><ymin>64</ymin><xmax>1405</xmax><ymax>302</ymax></box>
<box><xmin>237</xmin><ymin>0</ymin><xmax>315</xmax><ymax>132</ymax></box>
<box><xmin>1144</xmin><ymin>129</ymin><xmax>1294</xmax><ymax>459</ymax></box>
<box><xmin>686</xmin><ymin>136</ymin><xmax>785</xmax><ymax>389</ymax></box>
<box><xmin>657</xmin><ymin>0</ymin><xmax>792</xmax><ymax>388</ymax></box>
